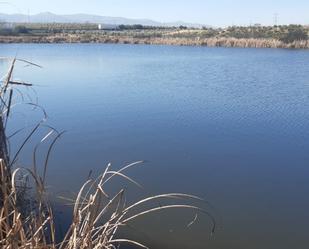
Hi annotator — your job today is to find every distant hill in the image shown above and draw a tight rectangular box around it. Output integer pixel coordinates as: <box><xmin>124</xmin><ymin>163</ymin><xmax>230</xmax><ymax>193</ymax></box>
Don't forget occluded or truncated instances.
<box><xmin>0</xmin><ymin>12</ymin><xmax>208</xmax><ymax>28</ymax></box>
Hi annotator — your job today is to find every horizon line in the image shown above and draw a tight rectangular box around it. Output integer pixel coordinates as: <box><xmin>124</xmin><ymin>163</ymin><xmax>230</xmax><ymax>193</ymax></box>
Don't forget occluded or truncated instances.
<box><xmin>1</xmin><ymin>11</ymin><xmax>308</xmax><ymax>28</ymax></box>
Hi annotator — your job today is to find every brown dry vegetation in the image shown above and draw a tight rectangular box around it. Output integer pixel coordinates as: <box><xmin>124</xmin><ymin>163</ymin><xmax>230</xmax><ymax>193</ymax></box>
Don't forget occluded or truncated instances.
<box><xmin>1</xmin><ymin>34</ymin><xmax>308</xmax><ymax>49</ymax></box>
<box><xmin>1</xmin><ymin>23</ymin><xmax>309</xmax><ymax>48</ymax></box>
<box><xmin>0</xmin><ymin>59</ymin><xmax>215</xmax><ymax>248</ymax></box>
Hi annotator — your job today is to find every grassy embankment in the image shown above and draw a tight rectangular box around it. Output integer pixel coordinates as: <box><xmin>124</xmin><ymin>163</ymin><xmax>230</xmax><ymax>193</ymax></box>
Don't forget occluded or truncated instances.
<box><xmin>0</xmin><ymin>23</ymin><xmax>309</xmax><ymax>48</ymax></box>
<box><xmin>0</xmin><ymin>58</ymin><xmax>215</xmax><ymax>248</ymax></box>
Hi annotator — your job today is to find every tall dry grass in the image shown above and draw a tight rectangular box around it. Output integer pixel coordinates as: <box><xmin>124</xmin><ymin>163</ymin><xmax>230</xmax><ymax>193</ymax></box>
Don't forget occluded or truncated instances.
<box><xmin>0</xmin><ymin>58</ymin><xmax>215</xmax><ymax>248</ymax></box>
<box><xmin>1</xmin><ymin>34</ymin><xmax>309</xmax><ymax>48</ymax></box>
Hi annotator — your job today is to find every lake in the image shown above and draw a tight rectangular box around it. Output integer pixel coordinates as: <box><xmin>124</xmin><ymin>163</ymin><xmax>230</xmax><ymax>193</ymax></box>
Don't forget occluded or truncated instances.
<box><xmin>1</xmin><ymin>44</ymin><xmax>309</xmax><ymax>249</ymax></box>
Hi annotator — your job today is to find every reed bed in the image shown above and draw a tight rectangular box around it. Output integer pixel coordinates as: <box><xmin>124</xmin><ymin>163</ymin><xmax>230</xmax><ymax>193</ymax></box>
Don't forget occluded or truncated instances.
<box><xmin>1</xmin><ymin>34</ymin><xmax>309</xmax><ymax>48</ymax></box>
<box><xmin>0</xmin><ymin>58</ymin><xmax>215</xmax><ymax>248</ymax></box>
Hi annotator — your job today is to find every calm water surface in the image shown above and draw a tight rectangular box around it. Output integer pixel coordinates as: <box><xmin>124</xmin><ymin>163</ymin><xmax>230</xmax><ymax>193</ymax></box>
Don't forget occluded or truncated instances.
<box><xmin>1</xmin><ymin>44</ymin><xmax>309</xmax><ymax>249</ymax></box>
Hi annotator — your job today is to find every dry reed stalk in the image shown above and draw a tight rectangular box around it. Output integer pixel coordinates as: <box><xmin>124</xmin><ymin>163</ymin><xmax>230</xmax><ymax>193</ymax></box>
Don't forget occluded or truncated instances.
<box><xmin>0</xmin><ymin>58</ymin><xmax>215</xmax><ymax>248</ymax></box>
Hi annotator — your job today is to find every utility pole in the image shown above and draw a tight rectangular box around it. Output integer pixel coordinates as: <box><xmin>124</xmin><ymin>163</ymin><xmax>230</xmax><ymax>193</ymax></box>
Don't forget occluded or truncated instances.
<box><xmin>273</xmin><ymin>13</ymin><xmax>278</xmax><ymax>26</ymax></box>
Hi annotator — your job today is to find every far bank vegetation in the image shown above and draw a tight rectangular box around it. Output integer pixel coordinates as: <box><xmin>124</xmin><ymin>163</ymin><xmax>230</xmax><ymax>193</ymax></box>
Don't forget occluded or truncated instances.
<box><xmin>0</xmin><ymin>22</ymin><xmax>309</xmax><ymax>48</ymax></box>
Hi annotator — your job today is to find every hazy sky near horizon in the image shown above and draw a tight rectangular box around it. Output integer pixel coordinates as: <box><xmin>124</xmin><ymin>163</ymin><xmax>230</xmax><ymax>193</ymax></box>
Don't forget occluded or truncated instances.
<box><xmin>1</xmin><ymin>0</ymin><xmax>309</xmax><ymax>27</ymax></box>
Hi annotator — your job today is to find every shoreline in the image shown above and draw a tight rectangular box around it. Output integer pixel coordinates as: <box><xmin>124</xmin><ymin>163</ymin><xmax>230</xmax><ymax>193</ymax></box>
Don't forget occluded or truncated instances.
<box><xmin>1</xmin><ymin>35</ymin><xmax>309</xmax><ymax>49</ymax></box>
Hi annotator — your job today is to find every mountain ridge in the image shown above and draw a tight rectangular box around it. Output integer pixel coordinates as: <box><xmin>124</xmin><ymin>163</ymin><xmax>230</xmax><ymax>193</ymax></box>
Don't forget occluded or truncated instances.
<box><xmin>0</xmin><ymin>12</ymin><xmax>208</xmax><ymax>28</ymax></box>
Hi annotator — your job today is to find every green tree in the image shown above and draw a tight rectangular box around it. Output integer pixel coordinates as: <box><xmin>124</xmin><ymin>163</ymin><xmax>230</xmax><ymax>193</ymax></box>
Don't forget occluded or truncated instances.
<box><xmin>13</xmin><ymin>25</ymin><xmax>29</xmax><ymax>34</ymax></box>
<box><xmin>280</xmin><ymin>25</ymin><xmax>308</xmax><ymax>43</ymax></box>
<box><xmin>179</xmin><ymin>25</ymin><xmax>188</xmax><ymax>30</ymax></box>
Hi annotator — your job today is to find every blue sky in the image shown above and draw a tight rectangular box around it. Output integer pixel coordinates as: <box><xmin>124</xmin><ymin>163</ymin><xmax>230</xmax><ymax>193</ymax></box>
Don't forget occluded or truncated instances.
<box><xmin>1</xmin><ymin>0</ymin><xmax>309</xmax><ymax>27</ymax></box>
